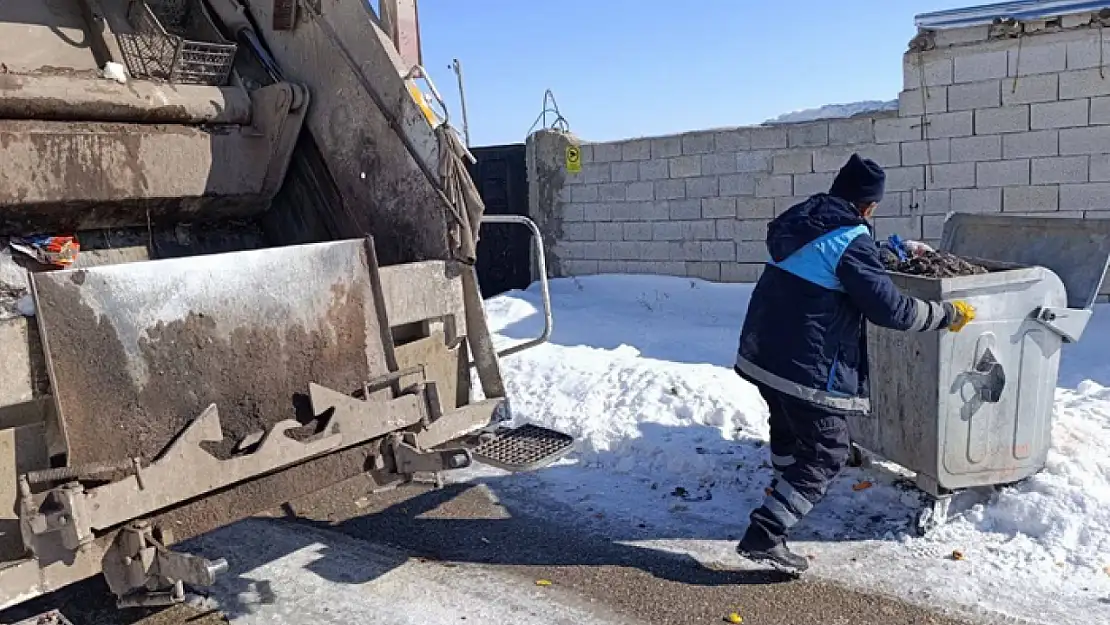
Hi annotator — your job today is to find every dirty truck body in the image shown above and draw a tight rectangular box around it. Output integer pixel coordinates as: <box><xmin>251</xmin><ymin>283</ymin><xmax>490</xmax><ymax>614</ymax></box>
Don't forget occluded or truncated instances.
<box><xmin>0</xmin><ymin>0</ymin><xmax>567</xmax><ymax>611</ymax></box>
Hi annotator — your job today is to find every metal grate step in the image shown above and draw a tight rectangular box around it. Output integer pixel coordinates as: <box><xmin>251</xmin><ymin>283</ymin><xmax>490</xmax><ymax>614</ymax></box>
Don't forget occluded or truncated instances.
<box><xmin>471</xmin><ymin>424</ymin><xmax>574</xmax><ymax>472</ymax></box>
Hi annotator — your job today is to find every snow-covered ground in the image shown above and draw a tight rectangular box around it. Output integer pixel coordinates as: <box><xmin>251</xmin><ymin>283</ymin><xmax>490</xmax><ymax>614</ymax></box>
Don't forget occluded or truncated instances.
<box><xmin>473</xmin><ymin>274</ymin><xmax>1110</xmax><ymax>625</ymax></box>
<box><xmin>764</xmin><ymin>99</ymin><xmax>898</xmax><ymax>124</ymax></box>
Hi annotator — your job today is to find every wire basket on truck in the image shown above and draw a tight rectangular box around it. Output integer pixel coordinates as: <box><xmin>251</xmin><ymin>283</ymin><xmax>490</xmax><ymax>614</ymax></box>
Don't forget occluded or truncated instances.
<box><xmin>118</xmin><ymin>0</ymin><xmax>237</xmax><ymax>86</ymax></box>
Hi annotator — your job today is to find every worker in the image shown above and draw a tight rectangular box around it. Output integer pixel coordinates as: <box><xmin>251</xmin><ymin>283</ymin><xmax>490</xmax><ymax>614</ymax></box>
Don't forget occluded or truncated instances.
<box><xmin>732</xmin><ymin>153</ymin><xmax>975</xmax><ymax>573</ymax></box>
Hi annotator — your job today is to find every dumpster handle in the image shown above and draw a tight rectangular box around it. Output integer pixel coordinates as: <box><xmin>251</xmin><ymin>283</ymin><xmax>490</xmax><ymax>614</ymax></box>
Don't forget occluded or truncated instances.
<box><xmin>968</xmin><ymin>348</ymin><xmax>1006</xmax><ymax>403</ymax></box>
<box><xmin>480</xmin><ymin>214</ymin><xmax>553</xmax><ymax>358</ymax></box>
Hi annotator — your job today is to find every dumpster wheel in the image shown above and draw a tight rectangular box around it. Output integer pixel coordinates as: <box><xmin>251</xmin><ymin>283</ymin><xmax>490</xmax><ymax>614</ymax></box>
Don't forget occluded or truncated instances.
<box><xmin>914</xmin><ymin>495</ymin><xmax>952</xmax><ymax>536</ymax></box>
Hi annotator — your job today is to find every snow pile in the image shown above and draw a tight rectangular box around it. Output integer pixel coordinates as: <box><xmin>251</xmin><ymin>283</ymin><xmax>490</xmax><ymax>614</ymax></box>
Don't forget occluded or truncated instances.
<box><xmin>482</xmin><ymin>274</ymin><xmax>1110</xmax><ymax>625</ymax></box>
<box><xmin>764</xmin><ymin>99</ymin><xmax>898</xmax><ymax>124</ymax></box>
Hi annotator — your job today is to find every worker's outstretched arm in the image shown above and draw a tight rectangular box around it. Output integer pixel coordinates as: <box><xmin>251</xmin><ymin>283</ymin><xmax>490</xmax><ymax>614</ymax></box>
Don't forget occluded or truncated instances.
<box><xmin>835</xmin><ymin>233</ymin><xmax>973</xmax><ymax>332</ymax></box>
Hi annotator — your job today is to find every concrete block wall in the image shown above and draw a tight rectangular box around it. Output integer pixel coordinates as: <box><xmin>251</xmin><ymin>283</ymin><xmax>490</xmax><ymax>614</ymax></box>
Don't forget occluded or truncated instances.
<box><xmin>527</xmin><ymin>11</ymin><xmax>1110</xmax><ymax>299</ymax></box>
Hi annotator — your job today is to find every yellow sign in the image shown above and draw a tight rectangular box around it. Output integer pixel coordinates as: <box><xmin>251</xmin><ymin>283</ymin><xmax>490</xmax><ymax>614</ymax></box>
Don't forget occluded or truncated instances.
<box><xmin>565</xmin><ymin>145</ymin><xmax>582</xmax><ymax>173</ymax></box>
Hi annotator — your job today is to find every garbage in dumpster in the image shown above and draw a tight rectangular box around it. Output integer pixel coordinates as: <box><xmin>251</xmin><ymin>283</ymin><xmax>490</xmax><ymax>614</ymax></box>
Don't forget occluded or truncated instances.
<box><xmin>10</xmin><ymin>235</ymin><xmax>80</xmax><ymax>268</ymax></box>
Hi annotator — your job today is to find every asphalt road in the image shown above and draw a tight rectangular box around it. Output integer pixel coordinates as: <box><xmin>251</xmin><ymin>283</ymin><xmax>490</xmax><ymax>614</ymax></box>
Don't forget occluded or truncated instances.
<box><xmin>1</xmin><ymin>474</ymin><xmax>976</xmax><ymax>625</ymax></box>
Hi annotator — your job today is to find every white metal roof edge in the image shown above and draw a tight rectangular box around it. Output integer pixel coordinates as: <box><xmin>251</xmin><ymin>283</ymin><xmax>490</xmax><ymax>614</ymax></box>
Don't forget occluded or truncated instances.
<box><xmin>916</xmin><ymin>0</ymin><xmax>1110</xmax><ymax>29</ymax></box>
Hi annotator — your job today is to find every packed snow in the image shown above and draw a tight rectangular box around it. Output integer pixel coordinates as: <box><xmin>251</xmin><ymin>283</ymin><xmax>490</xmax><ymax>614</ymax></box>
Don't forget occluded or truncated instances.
<box><xmin>470</xmin><ymin>274</ymin><xmax>1110</xmax><ymax>625</ymax></box>
<box><xmin>764</xmin><ymin>99</ymin><xmax>898</xmax><ymax>124</ymax></box>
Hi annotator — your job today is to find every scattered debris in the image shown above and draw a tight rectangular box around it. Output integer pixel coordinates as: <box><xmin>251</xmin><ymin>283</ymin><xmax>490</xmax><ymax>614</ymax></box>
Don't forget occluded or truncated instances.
<box><xmin>10</xmin><ymin>235</ymin><xmax>80</xmax><ymax>268</ymax></box>
<box><xmin>883</xmin><ymin>250</ymin><xmax>988</xmax><ymax>278</ymax></box>
<box><xmin>101</xmin><ymin>61</ymin><xmax>128</xmax><ymax>84</ymax></box>
<box><xmin>951</xmin><ymin>550</ymin><xmax>966</xmax><ymax>561</ymax></box>
<box><xmin>852</xmin><ymin>481</ymin><xmax>873</xmax><ymax>491</ymax></box>
<box><xmin>725</xmin><ymin>611</ymin><xmax>744</xmax><ymax>624</ymax></box>
<box><xmin>534</xmin><ymin>579</ymin><xmax>553</xmax><ymax>587</ymax></box>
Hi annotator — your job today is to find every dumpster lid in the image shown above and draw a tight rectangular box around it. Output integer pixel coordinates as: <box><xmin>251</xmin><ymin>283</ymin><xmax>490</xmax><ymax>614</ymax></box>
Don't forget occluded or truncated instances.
<box><xmin>941</xmin><ymin>214</ymin><xmax>1110</xmax><ymax>310</ymax></box>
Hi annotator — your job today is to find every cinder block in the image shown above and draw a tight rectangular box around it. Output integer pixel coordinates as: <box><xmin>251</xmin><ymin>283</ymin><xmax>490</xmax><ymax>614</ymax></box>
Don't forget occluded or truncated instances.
<box><xmin>721</xmin><ymin>263</ymin><xmax>765</xmax><ymax>283</ymax></box>
<box><xmin>702</xmin><ymin>153</ymin><xmax>739</xmax><ymax>175</ymax></box>
<box><xmin>788</xmin><ymin>123</ymin><xmax>829</xmax><ymax>148</ymax></box>
<box><xmin>1090</xmin><ymin>154</ymin><xmax>1110</xmax><ymax>181</ymax></box>
<box><xmin>612</xmin><ymin>201</ymin><xmax>668</xmax><ymax>222</ymax></box>
<box><xmin>884</xmin><ymin>166</ymin><xmax>925</xmax><ymax>192</ymax></box>
<box><xmin>1060</xmin><ymin>126</ymin><xmax>1110</xmax><ymax>155</ymax></box>
<box><xmin>736</xmin><ymin>241</ymin><xmax>769</xmax><ymax>263</ymax></box>
<box><xmin>655</xmin><ymin>179</ymin><xmax>686</xmax><ymax>200</ymax></box>
<box><xmin>561</xmin><ymin>203</ymin><xmax>584</xmax><ymax>222</ymax></box>
<box><xmin>557</xmin><ymin>186</ymin><xmax>573</xmax><ymax>204</ymax></box>
<box><xmin>622</xmin><ymin>140</ymin><xmax>651</xmax><ymax>161</ymax></box>
<box><xmin>579</xmin><ymin>162</ymin><xmax>612</xmax><ymax>184</ymax></box>
<box><xmin>702</xmin><ymin>241</ymin><xmax>737</xmax><ymax>261</ymax></box>
<box><xmin>556</xmin><ymin>241</ymin><xmax>612</xmax><ymax>260</ymax></box>
<box><xmin>899</xmin><ymin>87</ymin><xmax>948</xmax><ymax>117</ymax></box>
<box><xmin>687</xmin><ymin>220</ymin><xmax>717</xmax><ymax>240</ymax></box>
<box><xmin>623</xmin><ymin>222</ymin><xmax>653</xmax><ymax>241</ymax></box>
<box><xmin>572</xmin><ymin>185</ymin><xmax>599</xmax><ymax>203</ymax></box>
<box><xmin>720</xmin><ymin>173</ymin><xmax>757</xmax><ymax>196</ymax></box>
<box><xmin>598</xmin><ymin>183</ymin><xmax>626</xmax><ymax>202</ymax></box>
<box><xmin>750</xmin><ymin>126</ymin><xmax>788</xmax><ymax>149</ymax></box>
<box><xmin>671</xmin><ymin>240</ymin><xmax>702</xmax><ymax>261</ymax></box>
<box><xmin>682</xmin><ymin>132</ymin><xmax>716</xmax><ymax>155</ymax></box>
<box><xmin>812</xmin><ymin>146</ymin><xmax>856</xmax><ymax>172</ymax></box>
<box><xmin>1003</xmin><ymin>185</ymin><xmax>1060</xmax><ymax>212</ymax></box>
<box><xmin>737</xmin><ymin>151</ymin><xmax>773</xmax><ymax>173</ymax></box>
<box><xmin>924</xmin><ymin>111</ymin><xmax>974</xmax><ymax>138</ymax></box>
<box><xmin>952</xmin><ymin>50</ymin><xmax>1007</xmax><ymax>83</ymax></box>
<box><xmin>611</xmin><ymin>161</ymin><xmax>640</xmax><ymax>182</ymax></box>
<box><xmin>755</xmin><ymin>175</ymin><xmax>792</xmax><ymax>198</ymax></box>
<box><xmin>653</xmin><ymin>221</ymin><xmax>685</xmax><ymax>241</ymax></box>
<box><xmin>976</xmin><ymin>159</ymin><xmax>1030</xmax><ymax>186</ymax></box>
<box><xmin>715</xmin><ymin>129</ymin><xmax>751</xmax><ymax>152</ymax></box>
<box><xmin>873</xmin><ymin>216</ymin><xmax>922</xmax><ymax>239</ymax></box>
<box><xmin>561</xmin><ymin>260</ymin><xmax>599</xmax><ymax>276</ymax></box>
<box><xmin>774</xmin><ymin>196</ymin><xmax>808</xmax><ymax>214</ymax></box>
<box><xmin>951</xmin><ymin>187</ymin><xmax>1002</xmax><ymax>212</ymax></box>
<box><xmin>1001</xmin><ymin>73</ymin><xmax>1058</xmax><ymax>105</ymax></box>
<box><xmin>1008</xmin><ymin>41</ymin><xmax>1068</xmax><ymax>76</ymax></box>
<box><xmin>592</xmin><ymin>143</ymin><xmax>623</xmax><ymax>162</ymax></box>
<box><xmin>652</xmin><ymin>136</ymin><xmax>682</xmax><ymax>159</ymax></box>
<box><xmin>829</xmin><ymin>119</ymin><xmax>874</xmax><ymax>145</ymax></box>
<box><xmin>686</xmin><ymin>176</ymin><xmax>719</xmax><ymax>198</ymax></box>
<box><xmin>733</xmin><ymin>219</ymin><xmax>768</xmax><ymax>241</ymax></box>
<box><xmin>950</xmin><ymin>135</ymin><xmax>1001</xmax><ymax>162</ymax></box>
<box><xmin>702</xmin><ymin>197</ymin><xmax>737</xmax><ymax>218</ymax></box>
<box><xmin>934</xmin><ymin>25</ymin><xmax>990</xmax><ymax>48</ymax></box>
<box><xmin>929</xmin><ymin>163</ymin><xmax>977</xmax><ymax>189</ymax></box>
<box><xmin>1092</xmin><ymin>96</ymin><xmax>1110</xmax><ymax>124</ymax></box>
<box><xmin>947</xmin><ymin>80</ymin><xmax>1001</xmax><ymax>111</ymax></box>
<box><xmin>1032</xmin><ymin>156</ymin><xmax>1089</xmax><ymax>184</ymax></box>
<box><xmin>1031</xmin><ymin>99</ymin><xmax>1090</xmax><ymax>129</ymax></box>
<box><xmin>626</xmin><ymin>181</ymin><xmax>655</xmax><ymax>201</ymax></box>
<box><xmin>686</xmin><ymin>261</ymin><xmax>722</xmax><ymax>281</ymax></box>
<box><xmin>793</xmin><ymin>172</ymin><xmax>836</xmax><ymax>196</ymax></box>
<box><xmin>875</xmin><ymin>116</ymin><xmax>922</xmax><ymax>144</ymax></box>
<box><xmin>609</xmin><ymin>241</ymin><xmax>641</xmax><ymax>261</ymax></box>
<box><xmin>621</xmin><ymin>261</ymin><xmax>686</xmax><ymax>276</ymax></box>
<box><xmin>912</xmin><ymin>189</ymin><xmax>952</xmax><ymax>215</ymax></box>
<box><xmin>975</xmin><ymin>106</ymin><xmax>1030</xmax><ymax>134</ymax></box>
<box><xmin>669</xmin><ymin>155</ymin><xmax>702</xmax><ymax>178</ymax></box>
<box><xmin>902</xmin><ymin>139</ymin><xmax>951</xmax><ymax>166</ymax></box>
<box><xmin>1059</xmin><ymin>68</ymin><xmax>1110</xmax><ymax>100</ymax></box>
<box><xmin>563</xmin><ymin>222</ymin><xmax>595</xmax><ymax>241</ymax></box>
<box><xmin>715</xmin><ymin>218</ymin><xmax>736</xmax><ymax>240</ymax></box>
<box><xmin>639</xmin><ymin>159</ymin><xmax>670</xmax><ymax>180</ymax></box>
<box><xmin>736</xmin><ymin>198</ymin><xmax>775</xmax><ymax>218</ymax></box>
<box><xmin>923</xmin><ymin>214</ymin><xmax>947</xmax><ymax>239</ymax></box>
<box><xmin>904</xmin><ymin>55</ymin><xmax>954</xmax><ymax>88</ymax></box>
<box><xmin>856</xmin><ymin>143</ymin><xmax>903</xmax><ymax>167</ymax></box>
<box><xmin>667</xmin><ymin>198</ymin><xmax>701</xmax><ymax>220</ymax></box>
<box><xmin>773</xmin><ymin>151</ymin><xmax>813</xmax><ymax>175</ymax></box>
<box><xmin>1003</xmin><ymin>130</ymin><xmax>1059</xmax><ymax>158</ymax></box>
<box><xmin>595</xmin><ymin>222</ymin><xmax>622</xmax><ymax>241</ymax></box>
<box><xmin>1060</xmin><ymin>183</ymin><xmax>1110</xmax><ymax>210</ymax></box>
<box><xmin>1066</xmin><ymin>37</ymin><xmax>1110</xmax><ymax>70</ymax></box>
<box><xmin>641</xmin><ymin>241</ymin><xmax>676</xmax><ymax>261</ymax></box>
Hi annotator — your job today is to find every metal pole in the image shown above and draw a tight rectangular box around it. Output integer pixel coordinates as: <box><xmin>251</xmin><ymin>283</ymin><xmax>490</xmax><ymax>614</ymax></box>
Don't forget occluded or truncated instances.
<box><xmin>452</xmin><ymin>58</ymin><xmax>472</xmax><ymax>147</ymax></box>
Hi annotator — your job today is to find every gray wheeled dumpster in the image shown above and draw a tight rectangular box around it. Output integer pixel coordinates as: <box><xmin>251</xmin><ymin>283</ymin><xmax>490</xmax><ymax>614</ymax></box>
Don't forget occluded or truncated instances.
<box><xmin>847</xmin><ymin>213</ymin><xmax>1110</xmax><ymax>535</ymax></box>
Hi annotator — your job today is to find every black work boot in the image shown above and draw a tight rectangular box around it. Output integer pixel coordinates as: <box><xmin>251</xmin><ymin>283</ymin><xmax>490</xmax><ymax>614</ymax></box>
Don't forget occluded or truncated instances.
<box><xmin>737</xmin><ymin>537</ymin><xmax>810</xmax><ymax>574</ymax></box>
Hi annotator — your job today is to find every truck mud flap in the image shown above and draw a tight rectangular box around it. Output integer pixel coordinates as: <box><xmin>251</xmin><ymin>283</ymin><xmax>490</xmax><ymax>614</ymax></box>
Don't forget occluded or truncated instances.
<box><xmin>470</xmin><ymin>424</ymin><xmax>574</xmax><ymax>472</ymax></box>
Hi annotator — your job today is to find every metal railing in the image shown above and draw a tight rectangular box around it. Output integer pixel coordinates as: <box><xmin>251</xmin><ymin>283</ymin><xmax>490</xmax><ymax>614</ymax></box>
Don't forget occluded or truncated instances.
<box><xmin>479</xmin><ymin>214</ymin><xmax>553</xmax><ymax>358</ymax></box>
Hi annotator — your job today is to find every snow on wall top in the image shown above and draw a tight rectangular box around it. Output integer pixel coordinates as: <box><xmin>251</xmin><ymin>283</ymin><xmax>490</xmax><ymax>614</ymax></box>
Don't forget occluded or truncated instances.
<box><xmin>763</xmin><ymin>99</ymin><xmax>898</xmax><ymax>125</ymax></box>
<box><xmin>916</xmin><ymin>0</ymin><xmax>1110</xmax><ymax>29</ymax></box>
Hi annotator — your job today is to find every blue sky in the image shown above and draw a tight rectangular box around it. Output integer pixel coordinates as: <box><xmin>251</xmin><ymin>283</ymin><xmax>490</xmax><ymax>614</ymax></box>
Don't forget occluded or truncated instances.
<box><xmin>415</xmin><ymin>1</ymin><xmax>977</xmax><ymax>146</ymax></box>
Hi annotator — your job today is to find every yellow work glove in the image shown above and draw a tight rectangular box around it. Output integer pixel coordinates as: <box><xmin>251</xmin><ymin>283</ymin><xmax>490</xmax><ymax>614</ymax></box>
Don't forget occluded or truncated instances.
<box><xmin>944</xmin><ymin>300</ymin><xmax>976</xmax><ymax>332</ymax></box>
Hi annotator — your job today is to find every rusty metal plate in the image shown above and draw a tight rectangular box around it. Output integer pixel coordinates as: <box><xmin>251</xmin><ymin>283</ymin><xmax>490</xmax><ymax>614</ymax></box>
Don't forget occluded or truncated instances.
<box><xmin>31</xmin><ymin>239</ymin><xmax>392</xmax><ymax>467</ymax></box>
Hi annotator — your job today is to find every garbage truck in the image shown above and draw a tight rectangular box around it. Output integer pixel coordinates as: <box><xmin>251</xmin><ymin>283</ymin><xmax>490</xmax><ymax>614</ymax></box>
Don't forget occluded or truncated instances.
<box><xmin>0</xmin><ymin>0</ymin><xmax>570</xmax><ymax>613</ymax></box>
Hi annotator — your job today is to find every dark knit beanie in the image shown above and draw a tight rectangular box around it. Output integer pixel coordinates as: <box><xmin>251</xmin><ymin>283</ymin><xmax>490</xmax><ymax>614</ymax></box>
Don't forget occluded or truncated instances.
<box><xmin>829</xmin><ymin>153</ymin><xmax>886</xmax><ymax>204</ymax></box>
